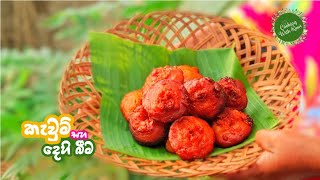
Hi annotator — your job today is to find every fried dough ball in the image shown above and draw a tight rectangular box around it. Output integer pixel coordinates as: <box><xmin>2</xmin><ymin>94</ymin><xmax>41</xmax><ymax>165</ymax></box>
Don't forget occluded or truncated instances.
<box><xmin>218</xmin><ymin>77</ymin><xmax>248</xmax><ymax>110</ymax></box>
<box><xmin>184</xmin><ymin>77</ymin><xmax>226</xmax><ymax>120</ymax></box>
<box><xmin>143</xmin><ymin>79</ymin><xmax>188</xmax><ymax>123</ymax></box>
<box><xmin>212</xmin><ymin>108</ymin><xmax>253</xmax><ymax>148</ymax></box>
<box><xmin>142</xmin><ymin>66</ymin><xmax>184</xmax><ymax>94</ymax></box>
<box><xmin>129</xmin><ymin>106</ymin><xmax>166</xmax><ymax>146</ymax></box>
<box><xmin>168</xmin><ymin>116</ymin><xmax>215</xmax><ymax>160</ymax></box>
<box><xmin>178</xmin><ymin>65</ymin><xmax>203</xmax><ymax>82</ymax></box>
<box><xmin>120</xmin><ymin>89</ymin><xmax>142</xmax><ymax>122</ymax></box>
<box><xmin>165</xmin><ymin>140</ymin><xmax>175</xmax><ymax>153</ymax></box>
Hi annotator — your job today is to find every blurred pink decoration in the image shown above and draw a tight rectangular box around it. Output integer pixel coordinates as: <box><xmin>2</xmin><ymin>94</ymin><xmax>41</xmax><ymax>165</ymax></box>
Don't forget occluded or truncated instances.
<box><xmin>231</xmin><ymin>0</ymin><xmax>320</xmax><ymax>135</ymax></box>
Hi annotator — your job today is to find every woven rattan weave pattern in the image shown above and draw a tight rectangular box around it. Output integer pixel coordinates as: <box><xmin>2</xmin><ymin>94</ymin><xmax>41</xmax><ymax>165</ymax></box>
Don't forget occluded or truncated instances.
<box><xmin>58</xmin><ymin>11</ymin><xmax>301</xmax><ymax>177</ymax></box>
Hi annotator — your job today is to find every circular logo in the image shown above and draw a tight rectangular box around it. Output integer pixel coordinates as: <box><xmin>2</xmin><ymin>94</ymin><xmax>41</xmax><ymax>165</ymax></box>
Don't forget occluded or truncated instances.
<box><xmin>272</xmin><ymin>9</ymin><xmax>307</xmax><ymax>45</ymax></box>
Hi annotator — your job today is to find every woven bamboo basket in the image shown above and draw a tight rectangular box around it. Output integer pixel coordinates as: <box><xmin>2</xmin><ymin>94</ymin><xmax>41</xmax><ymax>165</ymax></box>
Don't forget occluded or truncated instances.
<box><xmin>58</xmin><ymin>11</ymin><xmax>302</xmax><ymax>177</ymax></box>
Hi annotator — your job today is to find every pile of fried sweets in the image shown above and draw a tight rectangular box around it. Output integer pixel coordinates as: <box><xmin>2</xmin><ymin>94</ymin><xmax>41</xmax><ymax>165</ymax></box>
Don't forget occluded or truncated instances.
<box><xmin>120</xmin><ymin>65</ymin><xmax>253</xmax><ymax>160</ymax></box>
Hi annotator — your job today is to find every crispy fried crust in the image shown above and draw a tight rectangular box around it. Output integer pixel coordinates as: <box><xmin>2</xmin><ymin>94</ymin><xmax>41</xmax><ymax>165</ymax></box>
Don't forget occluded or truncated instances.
<box><xmin>212</xmin><ymin>108</ymin><xmax>253</xmax><ymax>148</ymax></box>
<box><xmin>169</xmin><ymin>116</ymin><xmax>215</xmax><ymax>160</ymax></box>
<box><xmin>129</xmin><ymin>106</ymin><xmax>166</xmax><ymax>146</ymax></box>
<box><xmin>178</xmin><ymin>65</ymin><xmax>203</xmax><ymax>82</ymax></box>
<box><xmin>184</xmin><ymin>77</ymin><xmax>226</xmax><ymax>120</ymax></box>
<box><xmin>143</xmin><ymin>66</ymin><xmax>184</xmax><ymax>94</ymax></box>
<box><xmin>143</xmin><ymin>79</ymin><xmax>188</xmax><ymax>123</ymax></box>
<box><xmin>165</xmin><ymin>139</ymin><xmax>175</xmax><ymax>153</ymax></box>
<box><xmin>218</xmin><ymin>77</ymin><xmax>247</xmax><ymax>110</ymax></box>
<box><xmin>120</xmin><ymin>89</ymin><xmax>142</xmax><ymax>122</ymax></box>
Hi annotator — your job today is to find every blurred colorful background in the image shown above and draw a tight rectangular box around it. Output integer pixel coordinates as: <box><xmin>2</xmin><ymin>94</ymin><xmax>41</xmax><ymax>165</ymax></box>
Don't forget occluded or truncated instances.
<box><xmin>1</xmin><ymin>1</ymin><xmax>319</xmax><ymax>179</ymax></box>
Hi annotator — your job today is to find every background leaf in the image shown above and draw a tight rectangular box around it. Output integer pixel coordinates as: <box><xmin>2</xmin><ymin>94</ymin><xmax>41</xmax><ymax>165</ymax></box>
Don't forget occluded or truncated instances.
<box><xmin>90</xmin><ymin>33</ymin><xmax>279</xmax><ymax>160</ymax></box>
<box><xmin>122</xmin><ymin>1</ymin><xmax>181</xmax><ymax>18</ymax></box>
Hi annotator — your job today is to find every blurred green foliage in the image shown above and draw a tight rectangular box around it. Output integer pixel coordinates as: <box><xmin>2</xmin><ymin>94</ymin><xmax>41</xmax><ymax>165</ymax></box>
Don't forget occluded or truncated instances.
<box><xmin>44</xmin><ymin>2</ymin><xmax>117</xmax><ymax>42</ymax></box>
<box><xmin>1</xmin><ymin>48</ymin><xmax>65</xmax><ymax>178</ymax></box>
<box><xmin>1</xmin><ymin>48</ymin><xmax>68</xmax><ymax>135</ymax></box>
<box><xmin>122</xmin><ymin>1</ymin><xmax>181</xmax><ymax>18</ymax></box>
<box><xmin>43</xmin><ymin>1</ymin><xmax>181</xmax><ymax>44</ymax></box>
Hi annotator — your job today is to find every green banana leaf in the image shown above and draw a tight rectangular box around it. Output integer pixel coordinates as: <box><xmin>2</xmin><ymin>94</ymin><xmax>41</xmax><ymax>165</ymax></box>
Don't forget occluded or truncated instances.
<box><xmin>89</xmin><ymin>32</ymin><xmax>278</xmax><ymax>160</ymax></box>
